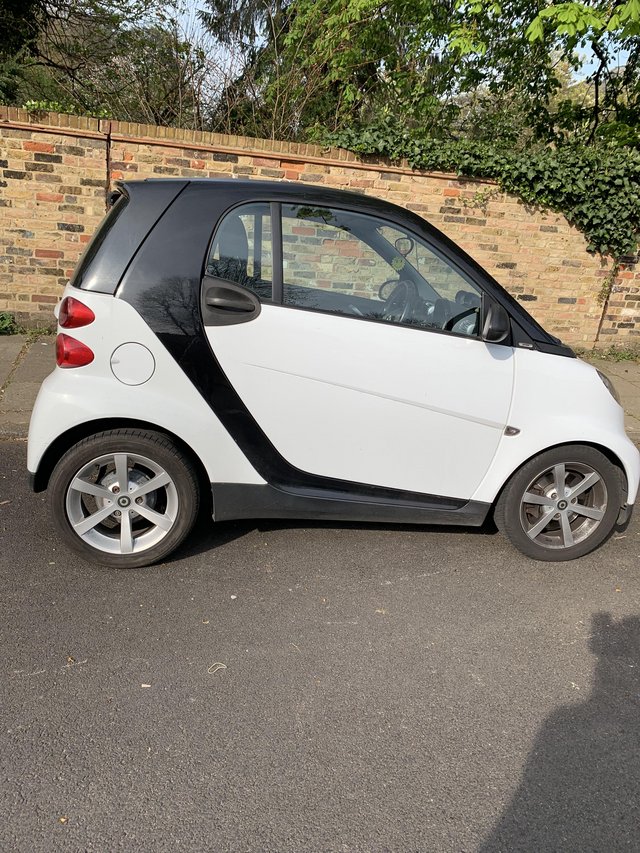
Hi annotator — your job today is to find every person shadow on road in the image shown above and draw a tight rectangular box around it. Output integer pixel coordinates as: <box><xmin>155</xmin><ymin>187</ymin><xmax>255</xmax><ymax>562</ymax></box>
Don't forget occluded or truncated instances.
<box><xmin>480</xmin><ymin>611</ymin><xmax>640</xmax><ymax>853</ymax></box>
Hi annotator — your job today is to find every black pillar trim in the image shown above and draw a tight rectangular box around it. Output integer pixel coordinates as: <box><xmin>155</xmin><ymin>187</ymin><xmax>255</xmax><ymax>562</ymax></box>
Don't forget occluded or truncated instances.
<box><xmin>271</xmin><ymin>202</ymin><xmax>283</xmax><ymax>304</ymax></box>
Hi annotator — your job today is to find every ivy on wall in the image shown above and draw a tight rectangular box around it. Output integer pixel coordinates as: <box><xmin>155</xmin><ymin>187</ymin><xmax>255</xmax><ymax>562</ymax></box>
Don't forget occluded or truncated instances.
<box><xmin>324</xmin><ymin>124</ymin><xmax>640</xmax><ymax>261</ymax></box>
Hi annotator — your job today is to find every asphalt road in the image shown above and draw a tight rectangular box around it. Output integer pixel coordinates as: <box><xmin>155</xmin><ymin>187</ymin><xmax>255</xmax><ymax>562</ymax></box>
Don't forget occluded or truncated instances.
<box><xmin>2</xmin><ymin>439</ymin><xmax>640</xmax><ymax>853</ymax></box>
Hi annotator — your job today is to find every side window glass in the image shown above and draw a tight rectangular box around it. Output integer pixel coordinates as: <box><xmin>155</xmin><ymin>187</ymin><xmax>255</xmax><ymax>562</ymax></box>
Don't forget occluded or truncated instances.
<box><xmin>377</xmin><ymin>224</ymin><xmax>482</xmax><ymax>336</ymax></box>
<box><xmin>206</xmin><ymin>203</ymin><xmax>273</xmax><ymax>301</ymax></box>
<box><xmin>282</xmin><ymin>205</ymin><xmax>394</xmax><ymax>316</ymax></box>
<box><xmin>282</xmin><ymin>205</ymin><xmax>482</xmax><ymax>337</ymax></box>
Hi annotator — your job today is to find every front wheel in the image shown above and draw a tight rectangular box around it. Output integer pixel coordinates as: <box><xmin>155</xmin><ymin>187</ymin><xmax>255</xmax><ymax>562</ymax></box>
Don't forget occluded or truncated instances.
<box><xmin>49</xmin><ymin>429</ymin><xmax>200</xmax><ymax>568</ymax></box>
<box><xmin>495</xmin><ymin>445</ymin><xmax>623</xmax><ymax>562</ymax></box>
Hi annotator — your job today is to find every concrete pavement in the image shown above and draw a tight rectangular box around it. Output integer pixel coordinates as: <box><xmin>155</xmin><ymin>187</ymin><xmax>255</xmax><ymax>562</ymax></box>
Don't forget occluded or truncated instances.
<box><xmin>1</xmin><ymin>333</ymin><xmax>639</xmax><ymax>441</ymax></box>
<box><xmin>0</xmin><ymin>335</ymin><xmax>56</xmax><ymax>438</ymax></box>
<box><xmin>587</xmin><ymin>356</ymin><xmax>640</xmax><ymax>439</ymax></box>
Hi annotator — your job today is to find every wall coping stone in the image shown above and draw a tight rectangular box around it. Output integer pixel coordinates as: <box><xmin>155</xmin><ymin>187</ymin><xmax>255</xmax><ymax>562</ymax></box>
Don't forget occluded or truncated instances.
<box><xmin>0</xmin><ymin>107</ymin><xmax>494</xmax><ymax>185</ymax></box>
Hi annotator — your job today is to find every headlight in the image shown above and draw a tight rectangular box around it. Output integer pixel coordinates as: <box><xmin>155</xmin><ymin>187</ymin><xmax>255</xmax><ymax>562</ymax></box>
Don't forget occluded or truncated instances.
<box><xmin>597</xmin><ymin>369</ymin><xmax>621</xmax><ymax>405</ymax></box>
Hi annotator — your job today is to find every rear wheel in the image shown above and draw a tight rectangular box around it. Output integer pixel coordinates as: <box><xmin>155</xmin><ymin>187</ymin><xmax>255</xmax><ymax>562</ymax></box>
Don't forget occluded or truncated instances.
<box><xmin>495</xmin><ymin>445</ymin><xmax>622</xmax><ymax>561</ymax></box>
<box><xmin>49</xmin><ymin>429</ymin><xmax>200</xmax><ymax>568</ymax></box>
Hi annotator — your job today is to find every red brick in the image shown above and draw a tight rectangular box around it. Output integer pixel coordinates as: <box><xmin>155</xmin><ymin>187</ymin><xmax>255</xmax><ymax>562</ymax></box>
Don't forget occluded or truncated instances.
<box><xmin>36</xmin><ymin>192</ymin><xmax>64</xmax><ymax>202</ymax></box>
<box><xmin>24</xmin><ymin>141</ymin><xmax>55</xmax><ymax>153</ymax></box>
<box><xmin>35</xmin><ymin>249</ymin><xmax>64</xmax><ymax>258</ymax></box>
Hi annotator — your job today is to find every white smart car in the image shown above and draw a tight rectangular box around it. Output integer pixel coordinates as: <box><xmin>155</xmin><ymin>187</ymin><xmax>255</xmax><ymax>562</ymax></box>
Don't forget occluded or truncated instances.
<box><xmin>28</xmin><ymin>179</ymin><xmax>640</xmax><ymax>567</ymax></box>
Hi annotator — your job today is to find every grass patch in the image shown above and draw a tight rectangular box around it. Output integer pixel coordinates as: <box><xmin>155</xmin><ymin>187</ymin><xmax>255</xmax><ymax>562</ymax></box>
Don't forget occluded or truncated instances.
<box><xmin>24</xmin><ymin>325</ymin><xmax>55</xmax><ymax>339</ymax></box>
<box><xmin>0</xmin><ymin>312</ymin><xmax>55</xmax><ymax>338</ymax></box>
<box><xmin>577</xmin><ymin>345</ymin><xmax>640</xmax><ymax>363</ymax></box>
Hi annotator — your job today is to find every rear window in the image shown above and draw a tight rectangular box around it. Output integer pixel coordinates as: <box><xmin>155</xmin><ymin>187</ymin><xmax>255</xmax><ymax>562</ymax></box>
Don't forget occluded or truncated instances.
<box><xmin>70</xmin><ymin>193</ymin><xmax>129</xmax><ymax>289</ymax></box>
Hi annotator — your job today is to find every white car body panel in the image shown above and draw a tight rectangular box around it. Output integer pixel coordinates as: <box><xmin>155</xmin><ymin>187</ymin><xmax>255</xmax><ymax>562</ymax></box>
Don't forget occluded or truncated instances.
<box><xmin>206</xmin><ymin>304</ymin><xmax>515</xmax><ymax>498</ymax></box>
<box><xmin>27</xmin><ymin>288</ymin><xmax>265</xmax><ymax>487</ymax></box>
<box><xmin>471</xmin><ymin>349</ymin><xmax>640</xmax><ymax>505</ymax></box>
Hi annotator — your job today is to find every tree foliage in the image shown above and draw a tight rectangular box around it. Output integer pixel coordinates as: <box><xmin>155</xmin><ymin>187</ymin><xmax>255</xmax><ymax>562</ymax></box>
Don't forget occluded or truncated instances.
<box><xmin>452</xmin><ymin>0</ymin><xmax>640</xmax><ymax>144</ymax></box>
<box><xmin>0</xmin><ymin>0</ymin><xmax>207</xmax><ymax>126</ymax></box>
<box><xmin>278</xmin><ymin>0</ymin><xmax>640</xmax><ymax>146</ymax></box>
<box><xmin>198</xmin><ymin>0</ymin><xmax>290</xmax><ymax>45</ymax></box>
<box><xmin>0</xmin><ymin>0</ymin><xmax>47</xmax><ymax>58</ymax></box>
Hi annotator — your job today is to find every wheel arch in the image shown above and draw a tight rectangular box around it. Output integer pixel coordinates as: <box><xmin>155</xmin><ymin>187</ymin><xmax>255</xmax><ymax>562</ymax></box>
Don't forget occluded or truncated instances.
<box><xmin>491</xmin><ymin>440</ymin><xmax>629</xmax><ymax>512</ymax></box>
<box><xmin>31</xmin><ymin>418</ymin><xmax>212</xmax><ymax>512</ymax></box>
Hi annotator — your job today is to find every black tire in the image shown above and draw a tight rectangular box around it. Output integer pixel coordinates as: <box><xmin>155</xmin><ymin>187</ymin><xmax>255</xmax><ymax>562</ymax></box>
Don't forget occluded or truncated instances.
<box><xmin>494</xmin><ymin>444</ymin><xmax>622</xmax><ymax>562</ymax></box>
<box><xmin>48</xmin><ymin>429</ymin><xmax>200</xmax><ymax>568</ymax></box>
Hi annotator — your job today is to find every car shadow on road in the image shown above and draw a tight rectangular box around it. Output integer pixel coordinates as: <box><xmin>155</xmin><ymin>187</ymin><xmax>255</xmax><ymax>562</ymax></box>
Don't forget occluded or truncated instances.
<box><xmin>172</xmin><ymin>514</ymin><xmax>499</xmax><ymax>563</ymax></box>
<box><xmin>479</xmin><ymin>611</ymin><xmax>640</xmax><ymax>852</ymax></box>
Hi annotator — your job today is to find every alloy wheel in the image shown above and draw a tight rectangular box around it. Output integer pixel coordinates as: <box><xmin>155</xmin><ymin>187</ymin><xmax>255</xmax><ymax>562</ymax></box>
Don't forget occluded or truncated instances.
<box><xmin>65</xmin><ymin>451</ymin><xmax>179</xmax><ymax>555</ymax></box>
<box><xmin>519</xmin><ymin>461</ymin><xmax>608</xmax><ymax>551</ymax></box>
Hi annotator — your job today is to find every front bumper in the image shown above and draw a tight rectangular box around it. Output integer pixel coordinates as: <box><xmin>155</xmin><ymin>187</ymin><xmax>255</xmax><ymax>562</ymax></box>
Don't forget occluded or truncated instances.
<box><xmin>617</xmin><ymin>503</ymin><xmax>634</xmax><ymax>527</ymax></box>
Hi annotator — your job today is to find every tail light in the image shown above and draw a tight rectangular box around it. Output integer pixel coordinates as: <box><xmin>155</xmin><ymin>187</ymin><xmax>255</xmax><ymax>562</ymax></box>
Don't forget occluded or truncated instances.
<box><xmin>56</xmin><ymin>333</ymin><xmax>94</xmax><ymax>368</ymax></box>
<box><xmin>59</xmin><ymin>296</ymin><xmax>95</xmax><ymax>329</ymax></box>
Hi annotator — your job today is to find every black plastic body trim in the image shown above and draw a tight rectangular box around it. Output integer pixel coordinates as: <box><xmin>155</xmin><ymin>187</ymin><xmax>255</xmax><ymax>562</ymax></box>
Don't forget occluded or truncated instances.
<box><xmin>73</xmin><ymin>181</ymin><xmax>187</xmax><ymax>293</ymax></box>
<box><xmin>271</xmin><ymin>201</ymin><xmax>283</xmax><ymax>303</ymax></box>
<box><xmin>212</xmin><ymin>483</ymin><xmax>491</xmax><ymax>526</ymax></box>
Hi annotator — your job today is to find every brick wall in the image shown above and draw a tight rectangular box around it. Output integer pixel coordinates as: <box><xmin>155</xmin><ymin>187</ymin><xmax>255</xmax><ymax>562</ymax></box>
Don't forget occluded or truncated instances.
<box><xmin>1</xmin><ymin>107</ymin><xmax>638</xmax><ymax>347</ymax></box>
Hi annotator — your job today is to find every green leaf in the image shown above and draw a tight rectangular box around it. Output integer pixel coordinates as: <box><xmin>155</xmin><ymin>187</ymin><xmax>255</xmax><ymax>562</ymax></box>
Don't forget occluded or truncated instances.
<box><xmin>525</xmin><ymin>16</ymin><xmax>545</xmax><ymax>42</ymax></box>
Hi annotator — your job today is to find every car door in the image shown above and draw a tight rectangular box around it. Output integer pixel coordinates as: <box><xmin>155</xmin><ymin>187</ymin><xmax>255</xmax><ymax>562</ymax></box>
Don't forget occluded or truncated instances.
<box><xmin>201</xmin><ymin>200</ymin><xmax>515</xmax><ymax>500</ymax></box>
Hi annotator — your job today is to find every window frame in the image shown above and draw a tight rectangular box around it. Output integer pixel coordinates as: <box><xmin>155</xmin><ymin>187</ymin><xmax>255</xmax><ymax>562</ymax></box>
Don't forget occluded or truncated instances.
<box><xmin>205</xmin><ymin>200</ymin><xmax>277</xmax><ymax>303</ymax></box>
<box><xmin>204</xmin><ymin>198</ymin><xmax>488</xmax><ymax>342</ymax></box>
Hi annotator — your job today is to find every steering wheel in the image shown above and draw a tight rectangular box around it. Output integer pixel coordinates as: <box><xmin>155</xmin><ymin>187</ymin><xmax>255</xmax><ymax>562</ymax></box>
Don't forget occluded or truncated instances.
<box><xmin>381</xmin><ymin>280</ymin><xmax>419</xmax><ymax>324</ymax></box>
<box><xmin>444</xmin><ymin>306</ymin><xmax>480</xmax><ymax>334</ymax></box>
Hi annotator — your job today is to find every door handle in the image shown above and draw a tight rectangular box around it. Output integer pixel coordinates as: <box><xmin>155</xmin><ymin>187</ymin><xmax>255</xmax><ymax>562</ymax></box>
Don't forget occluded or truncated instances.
<box><xmin>201</xmin><ymin>278</ymin><xmax>261</xmax><ymax>326</ymax></box>
<box><xmin>205</xmin><ymin>293</ymin><xmax>255</xmax><ymax>312</ymax></box>
<box><xmin>205</xmin><ymin>287</ymin><xmax>256</xmax><ymax>313</ymax></box>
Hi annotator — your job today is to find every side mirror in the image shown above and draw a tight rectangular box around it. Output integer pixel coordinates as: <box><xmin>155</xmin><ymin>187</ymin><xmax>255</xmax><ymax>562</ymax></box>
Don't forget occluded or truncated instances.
<box><xmin>482</xmin><ymin>301</ymin><xmax>510</xmax><ymax>344</ymax></box>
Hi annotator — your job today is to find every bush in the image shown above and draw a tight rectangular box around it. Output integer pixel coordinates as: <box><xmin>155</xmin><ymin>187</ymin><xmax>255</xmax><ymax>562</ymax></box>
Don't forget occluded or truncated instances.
<box><xmin>0</xmin><ymin>312</ymin><xmax>18</xmax><ymax>335</ymax></box>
